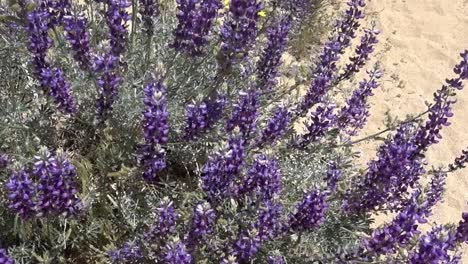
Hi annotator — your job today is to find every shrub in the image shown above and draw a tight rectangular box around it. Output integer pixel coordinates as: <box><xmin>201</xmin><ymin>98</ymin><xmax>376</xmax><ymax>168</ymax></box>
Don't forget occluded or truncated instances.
<box><xmin>0</xmin><ymin>0</ymin><xmax>467</xmax><ymax>263</ymax></box>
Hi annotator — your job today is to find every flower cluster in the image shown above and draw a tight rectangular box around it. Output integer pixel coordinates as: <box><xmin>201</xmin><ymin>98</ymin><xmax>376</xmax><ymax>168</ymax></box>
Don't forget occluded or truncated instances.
<box><xmin>95</xmin><ymin>55</ymin><xmax>123</xmax><ymax>118</ymax></box>
<box><xmin>337</xmin><ymin>69</ymin><xmax>382</xmax><ymax>136</ymax></box>
<box><xmin>164</xmin><ymin>242</ymin><xmax>193</xmax><ymax>264</ymax></box>
<box><xmin>227</xmin><ymin>90</ymin><xmax>260</xmax><ymax>138</ymax></box>
<box><xmin>105</xmin><ymin>0</ymin><xmax>131</xmax><ymax>57</ymax></box>
<box><xmin>289</xmin><ymin>190</ymin><xmax>329</xmax><ymax>232</ymax></box>
<box><xmin>298</xmin><ymin>0</ymin><xmax>366</xmax><ymax>115</ymax></box>
<box><xmin>299</xmin><ymin>104</ymin><xmax>337</xmax><ymax>147</ymax></box>
<box><xmin>28</xmin><ymin>7</ymin><xmax>77</xmax><ymax>114</ymax></box>
<box><xmin>33</xmin><ymin>150</ymin><xmax>82</xmax><ymax>217</ymax></box>
<box><xmin>144</xmin><ymin>200</ymin><xmax>180</xmax><ymax>243</ymax></box>
<box><xmin>239</xmin><ymin>155</ymin><xmax>282</xmax><ymax>200</ymax></box>
<box><xmin>185</xmin><ymin>96</ymin><xmax>227</xmax><ymax>140</ymax></box>
<box><xmin>257</xmin><ymin>17</ymin><xmax>292</xmax><ymax>91</ymax></box>
<box><xmin>109</xmin><ymin>242</ymin><xmax>143</xmax><ymax>263</ymax></box>
<box><xmin>139</xmin><ymin>80</ymin><xmax>169</xmax><ymax>182</ymax></box>
<box><xmin>0</xmin><ymin>248</ymin><xmax>15</xmax><ymax>264</ymax></box>
<box><xmin>339</xmin><ymin>28</ymin><xmax>379</xmax><ymax>81</ymax></box>
<box><xmin>255</xmin><ymin>201</ymin><xmax>283</xmax><ymax>241</ymax></box>
<box><xmin>456</xmin><ymin>212</ymin><xmax>468</xmax><ymax>243</ymax></box>
<box><xmin>422</xmin><ymin>170</ymin><xmax>447</xmax><ymax>217</ymax></box>
<box><xmin>63</xmin><ymin>13</ymin><xmax>94</xmax><ymax>70</ymax></box>
<box><xmin>6</xmin><ymin>150</ymin><xmax>82</xmax><ymax>218</ymax></box>
<box><xmin>202</xmin><ymin>137</ymin><xmax>246</xmax><ymax>200</ymax></box>
<box><xmin>186</xmin><ymin>201</ymin><xmax>217</xmax><ymax>249</ymax></box>
<box><xmin>232</xmin><ymin>231</ymin><xmax>262</xmax><ymax>263</ymax></box>
<box><xmin>449</xmin><ymin>146</ymin><xmax>468</xmax><ymax>171</ymax></box>
<box><xmin>5</xmin><ymin>170</ymin><xmax>37</xmax><ymax>218</ymax></box>
<box><xmin>256</xmin><ymin>106</ymin><xmax>291</xmax><ymax>146</ymax></box>
<box><xmin>139</xmin><ymin>0</ymin><xmax>160</xmax><ymax>35</ymax></box>
<box><xmin>408</xmin><ymin>226</ymin><xmax>459</xmax><ymax>264</ymax></box>
<box><xmin>220</xmin><ymin>0</ymin><xmax>263</xmax><ymax>63</ymax></box>
<box><xmin>172</xmin><ymin>0</ymin><xmax>222</xmax><ymax>56</ymax></box>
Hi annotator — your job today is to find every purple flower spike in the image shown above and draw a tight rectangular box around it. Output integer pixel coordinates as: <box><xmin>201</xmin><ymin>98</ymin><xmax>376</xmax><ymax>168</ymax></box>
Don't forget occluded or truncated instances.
<box><xmin>63</xmin><ymin>13</ymin><xmax>94</xmax><ymax>70</ymax></box>
<box><xmin>449</xmin><ymin>147</ymin><xmax>468</xmax><ymax>171</ymax></box>
<box><xmin>164</xmin><ymin>242</ymin><xmax>193</xmax><ymax>264</ymax></box>
<box><xmin>172</xmin><ymin>0</ymin><xmax>222</xmax><ymax>56</ymax></box>
<box><xmin>33</xmin><ymin>149</ymin><xmax>82</xmax><ymax>217</ymax></box>
<box><xmin>255</xmin><ymin>201</ymin><xmax>283</xmax><ymax>241</ymax></box>
<box><xmin>257</xmin><ymin>17</ymin><xmax>292</xmax><ymax>91</ymax></box>
<box><xmin>139</xmin><ymin>80</ymin><xmax>169</xmax><ymax>182</ymax></box>
<box><xmin>422</xmin><ymin>170</ymin><xmax>447</xmax><ymax>217</ymax></box>
<box><xmin>202</xmin><ymin>136</ymin><xmax>246</xmax><ymax>200</ymax></box>
<box><xmin>28</xmin><ymin>7</ymin><xmax>77</xmax><ymax>114</ymax></box>
<box><xmin>139</xmin><ymin>0</ymin><xmax>160</xmax><ymax>35</ymax></box>
<box><xmin>232</xmin><ymin>231</ymin><xmax>262</xmax><ymax>263</ymax></box>
<box><xmin>185</xmin><ymin>96</ymin><xmax>227</xmax><ymax>140</ymax></box>
<box><xmin>227</xmin><ymin>90</ymin><xmax>260</xmax><ymax>138</ymax></box>
<box><xmin>105</xmin><ymin>0</ymin><xmax>131</xmax><ymax>57</ymax></box>
<box><xmin>239</xmin><ymin>155</ymin><xmax>282</xmax><ymax>200</ymax></box>
<box><xmin>339</xmin><ymin>28</ymin><xmax>379</xmax><ymax>81</ymax></box>
<box><xmin>409</xmin><ymin>226</ymin><xmax>459</xmax><ymax>264</ymax></box>
<box><xmin>338</xmin><ymin>69</ymin><xmax>382</xmax><ymax>136</ymax></box>
<box><xmin>0</xmin><ymin>248</ymin><xmax>15</xmax><ymax>264</ymax></box>
<box><xmin>5</xmin><ymin>170</ymin><xmax>37</xmax><ymax>218</ymax></box>
<box><xmin>109</xmin><ymin>242</ymin><xmax>143</xmax><ymax>263</ymax></box>
<box><xmin>187</xmin><ymin>201</ymin><xmax>217</xmax><ymax>249</ymax></box>
<box><xmin>289</xmin><ymin>190</ymin><xmax>329</xmax><ymax>232</ymax></box>
<box><xmin>220</xmin><ymin>0</ymin><xmax>263</xmax><ymax>63</ymax></box>
<box><xmin>299</xmin><ymin>104</ymin><xmax>337</xmax><ymax>147</ymax></box>
<box><xmin>257</xmin><ymin>106</ymin><xmax>291</xmax><ymax>146</ymax></box>
<box><xmin>298</xmin><ymin>0</ymin><xmax>366</xmax><ymax>115</ymax></box>
<box><xmin>145</xmin><ymin>199</ymin><xmax>179</xmax><ymax>243</ymax></box>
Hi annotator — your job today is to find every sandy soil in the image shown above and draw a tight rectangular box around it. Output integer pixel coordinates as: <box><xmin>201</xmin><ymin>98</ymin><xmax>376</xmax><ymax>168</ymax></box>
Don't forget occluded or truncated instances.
<box><xmin>360</xmin><ymin>0</ymin><xmax>468</xmax><ymax>260</ymax></box>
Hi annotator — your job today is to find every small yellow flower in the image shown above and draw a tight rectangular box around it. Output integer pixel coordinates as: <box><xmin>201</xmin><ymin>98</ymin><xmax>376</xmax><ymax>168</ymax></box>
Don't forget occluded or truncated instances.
<box><xmin>224</xmin><ymin>0</ymin><xmax>230</xmax><ymax>9</ymax></box>
<box><xmin>258</xmin><ymin>10</ymin><xmax>267</xmax><ymax>17</ymax></box>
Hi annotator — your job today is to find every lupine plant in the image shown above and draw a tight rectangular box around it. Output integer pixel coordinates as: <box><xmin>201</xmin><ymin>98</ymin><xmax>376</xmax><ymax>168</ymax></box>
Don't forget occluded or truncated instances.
<box><xmin>0</xmin><ymin>0</ymin><xmax>467</xmax><ymax>263</ymax></box>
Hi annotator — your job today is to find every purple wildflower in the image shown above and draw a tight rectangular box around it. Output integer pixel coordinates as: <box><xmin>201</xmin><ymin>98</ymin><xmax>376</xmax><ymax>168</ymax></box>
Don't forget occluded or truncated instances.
<box><xmin>0</xmin><ymin>248</ymin><xmax>15</xmax><ymax>264</ymax></box>
<box><xmin>95</xmin><ymin>54</ymin><xmax>123</xmax><ymax>118</ymax></box>
<box><xmin>267</xmin><ymin>255</ymin><xmax>286</xmax><ymax>264</ymax></box>
<box><xmin>298</xmin><ymin>0</ymin><xmax>366</xmax><ymax>115</ymax></box>
<box><xmin>257</xmin><ymin>17</ymin><xmax>292</xmax><ymax>91</ymax></box>
<box><xmin>456</xmin><ymin>212</ymin><xmax>468</xmax><ymax>243</ymax></box>
<box><xmin>289</xmin><ymin>190</ymin><xmax>329</xmax><ymax>232</ymax></box>
<box><xmin>422</xmin><ymin>170</ymin><xmax>447</xmax><ymax>217</ymax></box>
<box><xmin>325</xmin><ymin>162</ymin><xmax>341</xmax><ymax>193</ymax></box>
<box><xmin>257</xmin><ymin>106</ymin><xmax>291</xmax><ymax>146</ymax></box>
<box><xmin>28</xmin><ymin>7</ymin><xmax>77</xmax><ymax>114</ymax></box>
<box><xmin>227</xmin><ymin>90</ymin><xmax>260</xmax><ymax>138</ymax></box>
<box><xmin>109</xmin><ymin>242</ymin><xmax>143</xmax><ymax>263</ymax></box>
<box><xmin>220</xmin><ymin>0</ymin><xmax>263</xmax><ymax>63</ymax></box>
<box><xmin>0</xmin><ymin>153</ymin><xmax>10</xmax><ymax>169</ymax></box>
<box><xmin>342</xmin><ymin>124</ymin><xmax>425</xmax><ymax>214</ymax></box>
<box><xmin>338</xmin><ymin>69</ymin><xmax>382</xmax><ymax>136</ymax></box>
<box><xmin>338</xmin><ymin>28</ymin><xmax>379</xmax><ymax>81</ymax></box>
<box><xmin>5</xmin><ymin>170</ymin><xmax>37</xmax><ymax>218</ymax></box>
<box><xmin>139</xmin><ymin>0</ymin><xmax>160</xmax><ymax>35</ymax></box>
<box><xmin>255</xmin><ymin>201</ymin><xmax>283</xmax><ymax>241</ymax></box>
<box><xmin>232</xmin><ymin>231</ymin><xmax>262</xmax><ymax>263</ymax></box>
<box><xmin>139</xmin><ymin>80</ymin><xmax>169</xmax><ymax>182</ymax></box>
<box><xmin>298</xmin><ymin>104</ymin><xmax>337</xmax><ymax>147</ymax></box>
<box><xmin>449</xmin><ymin>147</ymin><xmax>468</xmax><ymax>171</ymax></box>
<box><xmin>363</xmin><ymin>191</ymin><xmax>426</xmax><ymax>256</ymax></box>
<box><xmin>202</xmin><ymin>137</ymin><xmax>246</xmax><ymax>200</ymax></box>
<box><xmin>187</xmin><ymin>201</ymin><xmax>217</xmax><ymax>249</ymax></box>
<box><xmin>172</xmin><ymin>0</ymin><xmax>222</xmax><ymax>56</ymax></box>
<box><xmin>105</xmin><ymin>0</ymin><xmax>131</xmax><ymax>57</ymax></box>
<box><xmin>409</xmin><ymin>226</ymin><xmax>459</xmax><ymax>264</ymax></box>
<box><xmin>185</xmin><ymin>96</ymin><xmax>227</xmax><ymax>140</ymax></box>
<box><xmin>33</xmin><ymin>149</ymin><xmax>82</xmax><ymax>217</ymax></box>
<box><xmin>414</xmin><ymin>51</ymin><xmax>468</xmax><ymax>153</ymax></box>
<box><xmin>164</xmin><ymin>242</ymin><xmax>193</xmax><ymax>264</ymax></box>
<box><xmin>239</xmin><ymin>155</ymin><xmax>282</xmax><ymax>200</ymax></box>
<box><xmin>63</xmin><ymin>13</ymin><xmax>94</xmax><ymax>70</ymax></box>
<box><xmin>144</xmin><ymin>199</ymin><xmax>180</xmax><ymax>243</ymax></box>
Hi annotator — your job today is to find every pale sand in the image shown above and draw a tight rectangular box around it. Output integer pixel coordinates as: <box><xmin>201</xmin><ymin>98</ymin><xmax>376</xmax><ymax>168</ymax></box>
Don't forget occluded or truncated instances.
<box><xmin>360</xmin><ymin>0</ymin><xmax>468</xmax><ymax>260</ymax></box>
